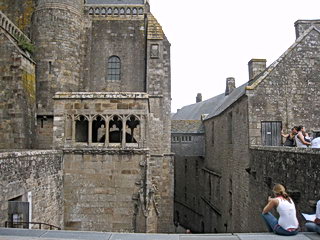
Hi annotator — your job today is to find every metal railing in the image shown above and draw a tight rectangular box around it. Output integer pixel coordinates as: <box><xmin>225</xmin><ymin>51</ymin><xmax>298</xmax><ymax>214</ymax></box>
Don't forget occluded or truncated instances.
<box><xmin>5</xmin><ymin>221</ymin><xmax>61</xmax><ymax>230</ymax></box>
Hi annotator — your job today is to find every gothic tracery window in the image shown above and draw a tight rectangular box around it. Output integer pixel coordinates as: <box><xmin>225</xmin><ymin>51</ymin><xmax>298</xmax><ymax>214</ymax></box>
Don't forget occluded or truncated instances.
<box><xmin>75</xmin><ymin>115</ymin><xmax>89</xmax><ymax>142</ymax></box>
<box><xmin>126</xmin><ymin>115</ymin><xmax>140</xmax><ymax>143</ymax></box>
<box><xmin>107</xmin><ymin>56</ymin><xmax>121</xmax><ymax>81</ymax></box>
<box><xmin>109</xmin><ymin>115</ymin><xmax>122</xmax><ymax>143</ymax></box>
<box><xmin>92</xmin><ymin>115</ymin><xmax>106</xmax><ymax>143</ymax></box>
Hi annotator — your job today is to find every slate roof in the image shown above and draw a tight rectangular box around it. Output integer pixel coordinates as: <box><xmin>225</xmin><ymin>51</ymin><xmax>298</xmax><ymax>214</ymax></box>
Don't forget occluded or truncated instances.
<box><xmin>171</xmin><ymin>120</ymin><xmax>204</xmax><ymax>134</ymax></box>
<box><xmin>172</xmin><ymin>26</ymin><xmax>320</xmax><ymax>122</ymax></box>
<box><xmin>171</xmin><ymin>82</ymin><xmax>248</xmax><ymax>121</ymax></box>
<box><xmin>86</xmin><ymin>0</ymin><xmax>144</xmax><ymax>5</ymax></box>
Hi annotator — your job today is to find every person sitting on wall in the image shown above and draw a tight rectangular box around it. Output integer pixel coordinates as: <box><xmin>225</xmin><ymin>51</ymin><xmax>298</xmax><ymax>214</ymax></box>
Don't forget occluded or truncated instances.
<box><xmin>305</xmin><ymin>200</ymin><xmax>320</xmax><ymax>234</ymax></box>
<box><xmin>281</xmin><ymin>127</ymin><xmax>298</xmax><ymax>147</ymax></box>
<box><xmin>261</xmin><ymin>184</ymin><xmax>299</xmax><ymax>236</ymax></box>
<box><xmin>295</xmin><ymin>126</ymin><xmax>311</xmax><ymax>148</ymax></box>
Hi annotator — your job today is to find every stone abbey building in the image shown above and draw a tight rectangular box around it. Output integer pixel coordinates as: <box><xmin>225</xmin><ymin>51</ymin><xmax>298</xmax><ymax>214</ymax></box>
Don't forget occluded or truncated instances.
<box><xmin>172</xmin><ymin>21</ymin><xmax>320</xmax><ymax>233</ymax></box>
<box><xmin>0</xmin><ymin>0</ymin><xmax>174</xmax><ymax>233</ymax></box>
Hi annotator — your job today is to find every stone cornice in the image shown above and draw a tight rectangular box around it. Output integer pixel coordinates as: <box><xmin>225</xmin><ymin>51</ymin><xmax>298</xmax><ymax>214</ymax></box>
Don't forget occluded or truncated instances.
<box><xmin>54</xmin><ymin>92</ymin><xmax>149</xmax><ymax>99</ymax></box>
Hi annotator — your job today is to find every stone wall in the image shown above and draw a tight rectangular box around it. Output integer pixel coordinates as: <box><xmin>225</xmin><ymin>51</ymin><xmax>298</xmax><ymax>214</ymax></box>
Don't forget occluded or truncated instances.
<box><xmin>247</xmin><ymin>28</ymin><xmax>320</xmax><ymax>146</ymax></box>
<box><xmin>32</xmin><ymin>0</ymin><xmax>84</xmax><ymax>114</ymax></box>
<box><xmin>203</xmin><ymin>97</ymin><xmax>250</xmax><ymax>233</ymax></box>
<box><xmin>174</xmin><ymin>155</ymin><xmax>204</xmax><ymax>232</ymax></box>
<box><xmin>0</xmin><ymin>150</ymin><xmax>63</xmax><ymax>229</ymax></box>
<box><xmin>86</xmin><ymin>18</ymin><xmax>146</xmax><ymax>92</ymax></box>
<box><xmin>0</xmin><ymin>29</ymin><xmax>36</xmax><ymax>149</ymax></box>
<box><xmin>63</xmin><ymin>149</ymin><xmax>147</xmax><ymax>232</ymax></box>
<box><xmin>248</xmin><ymin>146</ymin><xmax>320</xmax><ymax>232</ymax></box>
<box><xmin>0</xmin><ymin>0</ymin><xmax>36</xmax><ymax>37</ymax></box>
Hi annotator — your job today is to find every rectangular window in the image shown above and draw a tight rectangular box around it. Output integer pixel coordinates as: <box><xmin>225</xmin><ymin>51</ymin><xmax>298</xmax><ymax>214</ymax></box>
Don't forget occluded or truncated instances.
<box><xmin>171</xmin><ymin>136</ymin><xmax>180</xmax><ymax>142</ymax></box>
<box><xmin>181</xmin><ymin>135</ymin><xmax>192</xmax><ymax>142</ymax></box>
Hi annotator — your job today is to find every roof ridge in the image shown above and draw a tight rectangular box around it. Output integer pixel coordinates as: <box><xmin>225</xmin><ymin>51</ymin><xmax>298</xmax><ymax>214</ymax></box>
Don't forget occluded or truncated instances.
<box><xmin>246</xmin><ymin>26</ymin><xmax>320</xmax><ymax>90</ymax></box>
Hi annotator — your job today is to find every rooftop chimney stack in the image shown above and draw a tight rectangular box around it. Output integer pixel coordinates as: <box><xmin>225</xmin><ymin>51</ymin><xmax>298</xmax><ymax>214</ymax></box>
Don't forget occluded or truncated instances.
<box><xmin>248</xmin><ymin>59</ymin><xmax>266</xmax><ymax>81</ymax></box>
<box><xmin>196</xmin><ymin>93</ymin><xmax>202</xmax><ymax>103</ymax></box>
<box><xmin>225</xmin><ymin>77</ymin><xmax>235</xmax><ymax>96</ymax></box>
<box><xmin>295</xmin><ymin>20</ymin><xmax>320</xmax><ymax>39</ymax></box>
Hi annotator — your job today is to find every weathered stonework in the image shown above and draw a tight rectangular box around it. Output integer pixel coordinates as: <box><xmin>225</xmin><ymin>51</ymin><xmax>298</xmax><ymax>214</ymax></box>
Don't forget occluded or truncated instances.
<box><xmin>172</xmin><ymin>22</ymin><xmax>320</xmax><ymax>233</ymax></box>
<box><xmin>0</xmin><ymin>0</ymin><xmax>173</xmax><ymax>234</ymax></box>
<box><xmin>0</xmin><ymin>14</ymin><xmax>36</xmax><ymax>149</ymax></box>
<box><xmin>0</xmin><ymin>150</ymin><xmax>64</xmax><ymax>229</ymax></box>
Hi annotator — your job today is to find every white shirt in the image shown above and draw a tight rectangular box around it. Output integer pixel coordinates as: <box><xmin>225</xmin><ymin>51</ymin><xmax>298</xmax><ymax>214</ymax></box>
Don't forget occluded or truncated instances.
<box><xmin>311</xmin><ymin>138</ymin><xmax>320</xmax><ymax>148</ymax></box>
<box><xmin>277</xmin><ymin>198</ymin><xmax>299</xmax><ymax>230</ymax></box>
<box><xmin>295</xmin><ymin>134</ymin><xmax>308</xmax><ymax>148</ymax></box>
<box><xmin>316</xmin><ymin>200</ymin><xmax>320</xmax><ymax>219</ymax></box>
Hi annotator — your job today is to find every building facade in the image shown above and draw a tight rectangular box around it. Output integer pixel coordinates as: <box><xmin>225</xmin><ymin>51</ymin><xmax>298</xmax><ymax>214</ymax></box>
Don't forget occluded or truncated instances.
<box><xmin>0</xmin><ymin>0</ymin><xmax>174</xmax><ymax>233</ymax></box>
<box><xmin>172</xmin><ymin>21</ymin><xmax>320</xmax><ymax>233</ymax></box>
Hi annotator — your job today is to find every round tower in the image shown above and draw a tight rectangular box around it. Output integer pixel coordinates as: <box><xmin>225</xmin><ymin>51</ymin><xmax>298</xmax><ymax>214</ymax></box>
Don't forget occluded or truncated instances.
<box><xmin>32</xmin><ymin>0</ymin><xmax>83</xmax><ymax>113</ymax></box>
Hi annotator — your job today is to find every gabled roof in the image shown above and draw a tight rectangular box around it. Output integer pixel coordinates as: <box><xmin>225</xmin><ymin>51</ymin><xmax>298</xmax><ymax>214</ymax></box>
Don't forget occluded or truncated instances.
<box><xmin>246</xmin><ymin>26</ymin><xmax>320</xmax><ymax>90</ymax></box>
<box><xmin>173</xmin><ymin>26</ymin><xmax>320</xmax><ymax>122</ymax></box>
<box><xmin>171</xmin><ymin>82</ymin><xmax>248</xmax><ymax>121</ymax></box>
<box><xmin>171</xmin><ymin>120</ymin><xmax>204</xmax><ymax>134</ymax></box>
<box><xmin>172</xmin><ymin>93</ymin><xmax>225</xmax><ymax>120</ymax></box>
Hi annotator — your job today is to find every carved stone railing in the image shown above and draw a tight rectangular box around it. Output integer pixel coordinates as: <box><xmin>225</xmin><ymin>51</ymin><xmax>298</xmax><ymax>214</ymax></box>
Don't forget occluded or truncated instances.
<box><xmin>84</xmin><ymin>5</ymin><xmax>144</xmax><ymax>17</ymax></box>
<box><xmin>0</xmin><ymin>10</ymin><xmax>31</xmax><ymax>43</ymax></box>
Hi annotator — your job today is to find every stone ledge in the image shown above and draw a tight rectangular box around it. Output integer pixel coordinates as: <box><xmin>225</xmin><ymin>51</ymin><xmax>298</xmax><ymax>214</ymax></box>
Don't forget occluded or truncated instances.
<box><xmin>250</xmin><ymin>145</ymin><xmax>320</xmax><ymax>154</ymax></box>
<box><xmin>0</xmin><ymin>150</ymin><xmax>62</xmax><ymax>159</ymax></box>
<box><xmin>62</xmin><ymin>147</ymin><xmax>149</xmax><ymax>155</ymax></box>
<box><xmin>54</xmin><ymin>92</ymin><xmax>149</xmax><ymax>99</ymax></box>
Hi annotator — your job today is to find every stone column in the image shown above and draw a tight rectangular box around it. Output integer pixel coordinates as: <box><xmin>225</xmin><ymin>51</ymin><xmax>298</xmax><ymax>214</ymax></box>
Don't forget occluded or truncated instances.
<box><xmin>72</xmin><ymin>115</ymin><xmax>76</xmax><ymax>143</ymax></box>
<box><xmin>122</xmin><ymin>116</ymin><xmax>126</xmax><ymax>148</ymax></box>
<box><xmin>105</xmin><ymin>116</ymin><xmax>109</xmax><ymax>147</ymax></box>
<box><xmin>88</xmin><ymin>117</ymin><xmax>92</xmax><ymax>145</ymax></box>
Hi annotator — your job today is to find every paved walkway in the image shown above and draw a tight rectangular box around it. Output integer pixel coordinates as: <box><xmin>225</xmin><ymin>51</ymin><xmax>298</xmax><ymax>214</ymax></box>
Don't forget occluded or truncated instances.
<box><xmin>0</xmin><ymin>228</ymin><xmax>319</xmax><ymax>240</ymax></box>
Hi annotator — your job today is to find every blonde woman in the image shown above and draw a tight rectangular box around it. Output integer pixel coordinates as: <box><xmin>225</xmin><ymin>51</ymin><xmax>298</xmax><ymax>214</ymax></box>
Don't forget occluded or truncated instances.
<box><xmin>262</xmin><ymin>184</ymin><xmax>299</xmax><ymax>236</ymax></box>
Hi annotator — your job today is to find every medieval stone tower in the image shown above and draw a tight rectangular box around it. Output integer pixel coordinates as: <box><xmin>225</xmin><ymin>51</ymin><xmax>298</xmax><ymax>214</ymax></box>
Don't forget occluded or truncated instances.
<box><xmin>0</xmin><ymin>0</ymin><xmax>173</xmax><ymax>233</ymax></box>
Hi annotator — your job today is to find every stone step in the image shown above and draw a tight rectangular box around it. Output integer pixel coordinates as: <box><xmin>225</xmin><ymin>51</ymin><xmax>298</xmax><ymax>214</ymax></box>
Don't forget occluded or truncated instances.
<box><xmin>0</xmin><ymin>228</ymin><xmax>319</xmax><ymax>240</ymax></box>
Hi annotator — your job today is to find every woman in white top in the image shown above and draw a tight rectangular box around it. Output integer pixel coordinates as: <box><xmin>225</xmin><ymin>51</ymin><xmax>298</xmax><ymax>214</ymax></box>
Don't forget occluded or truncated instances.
<box><xmin>262</xmin><ymin>184</ymin><xmax>299</xmax><ymax>236</ymax></box>
<box><xmin>295</xmin><ymin>126</ymin><xmax>311</xmax><ymax>148</ymax></box>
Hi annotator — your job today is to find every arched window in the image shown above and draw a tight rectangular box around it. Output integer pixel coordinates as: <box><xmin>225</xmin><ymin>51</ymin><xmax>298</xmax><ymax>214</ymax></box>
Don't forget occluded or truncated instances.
<box><xmin>126</xmin><ymin>115</ymin><xmax>140</xmax><ymax>143</ymax></box>
<box><xmin>107</xmin><ymin>56</ymin><xmax>121</xmax><ymax>81</ymax></box>
<box><xmin>75</xmin><ymin>115</ymin><xmax>89</xmax><ymax>142</ymax></box>
<box><xmin>109</xmin><ymin>115</ymin><xmax>122</xmax><ymax>143</ymax></box>
<box><xmin>92</xmin><ymin>115</ymin><xmax>106</xmax><ymax>143</ymax></box>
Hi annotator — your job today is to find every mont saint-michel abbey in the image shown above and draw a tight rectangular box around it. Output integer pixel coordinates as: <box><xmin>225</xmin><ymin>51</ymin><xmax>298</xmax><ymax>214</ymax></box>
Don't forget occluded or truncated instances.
<box><xmin>0</xmin><ymin>0</ymin><xmax>173</xmax><ymax>233</ymax></box>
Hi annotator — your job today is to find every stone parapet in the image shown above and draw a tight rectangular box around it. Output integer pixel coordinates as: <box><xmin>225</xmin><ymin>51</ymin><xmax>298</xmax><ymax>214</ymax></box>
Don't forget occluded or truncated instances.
<box><xmin>250</xmin><ymin>145</ymin><xmax>320</xmax><ymax>153</ymax></box>
<box><xmin>0</xmin><ymin>10</ymin><xmax>31</xmax><ymax>42</ymax></box>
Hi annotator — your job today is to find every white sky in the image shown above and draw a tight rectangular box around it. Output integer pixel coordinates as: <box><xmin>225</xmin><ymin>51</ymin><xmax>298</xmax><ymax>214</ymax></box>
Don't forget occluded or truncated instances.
<box><xmin>149</xmin><ymin>0</ymin><xmax>320</xmax><ymax>112</ymax></box>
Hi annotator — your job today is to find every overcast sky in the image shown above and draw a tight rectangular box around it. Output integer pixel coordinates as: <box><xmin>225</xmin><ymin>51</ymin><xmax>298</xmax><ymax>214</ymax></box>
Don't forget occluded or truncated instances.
<box><xmin>149</xmin><ymin>0</ymin><xmax>320</xmax><ymax>112</ymax></box>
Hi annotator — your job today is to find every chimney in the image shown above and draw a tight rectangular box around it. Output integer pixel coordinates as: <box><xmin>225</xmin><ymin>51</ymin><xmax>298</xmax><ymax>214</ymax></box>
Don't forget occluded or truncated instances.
<box><xmin>196</xmin><ymin>93</ymin><xmax>202</xmax><ymax>103</ymax></box>
<box><xmin>295</xmin><ymin>20</ymin><xmax>320</xmax><ymax>39</ymax></box>
<box><xmin>225</xmin><ymin>77</ymin><xmax>235</xmax><ymax>96</ymax></box>
<box><xmin>248</xmin><ymin>59</ymin><xmax>266</xmax><ymax>81</ymax></box>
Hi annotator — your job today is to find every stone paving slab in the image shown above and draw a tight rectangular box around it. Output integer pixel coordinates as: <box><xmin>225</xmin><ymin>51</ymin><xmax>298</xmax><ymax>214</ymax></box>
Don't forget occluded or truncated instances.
<box><xmin>110</xmin><ymin>233</ymin><xmax>179</xmax><ymax>240</ymax></box>
<box><xmin>237</xmin><ymin>233</ymin><xmax>315</xmax><ymax>240</ymax></box>
<box><xmin>41</xmin><ymin>230</ymin><xmax>111</xmax><ymax>240</ymax></box>
<box><xmin>0</xmin><ymin>228</ymin><xmax>320</xmax><ymax>240</ymax></box>
<box><xmin>179</xmin><ymin>234</ymin><xmax>238</xmax><ymax>240</ymax></box>
<box><xmin>304</xmin><ymin>233</ymin><xmax>320</xmax><ymax>240</ymax></box>
<box><xmin>0</xmin><ymin>228</ymin><xmax>47</xmax><ymax>237</ymax></box>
